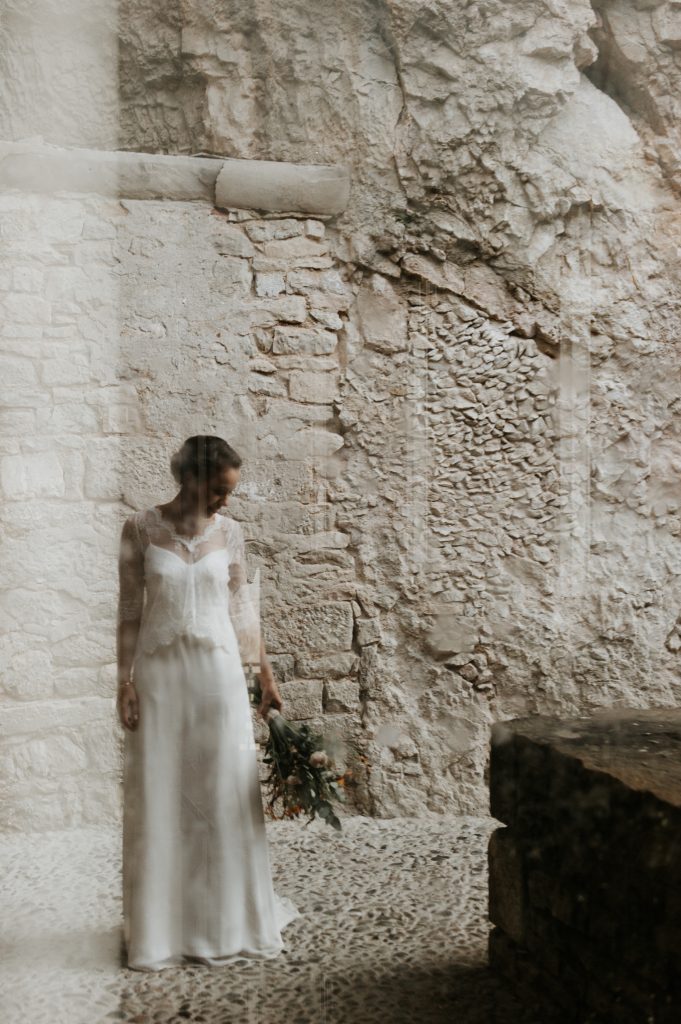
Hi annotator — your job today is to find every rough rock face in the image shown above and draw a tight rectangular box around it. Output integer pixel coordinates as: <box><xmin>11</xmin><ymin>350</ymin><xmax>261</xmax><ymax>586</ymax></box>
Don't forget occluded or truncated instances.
<box><xmin>1</xmin><ymin>1</ymin><xmax>680</xmax><ymax>824</ymax></box>
<box><xmin>119</xmin><ymin>0</ymin><xmax>681</xmax><ymax>814</ymax></box>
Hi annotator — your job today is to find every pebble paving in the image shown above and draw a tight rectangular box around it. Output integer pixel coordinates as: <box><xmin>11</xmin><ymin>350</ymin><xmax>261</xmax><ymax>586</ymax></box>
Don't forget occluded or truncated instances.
<box><xmin>0</xmin><ymin>814</ymin><xmax>542</xmax><ymax>1024</ymax></box>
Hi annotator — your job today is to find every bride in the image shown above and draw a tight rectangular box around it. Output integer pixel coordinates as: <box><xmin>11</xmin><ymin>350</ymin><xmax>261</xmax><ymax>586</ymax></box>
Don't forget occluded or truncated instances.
<box><xmin>116</xmin><ymin>434</ymin><xmax>301</xmax><ymax>971</ymax></box>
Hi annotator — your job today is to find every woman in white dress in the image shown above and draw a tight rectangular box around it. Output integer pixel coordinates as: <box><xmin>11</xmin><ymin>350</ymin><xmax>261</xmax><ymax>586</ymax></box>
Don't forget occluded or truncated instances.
<box><xmin>116</xmin><ymin>435</ymin><xmax>300</xmax><ymax>972</ymax></box>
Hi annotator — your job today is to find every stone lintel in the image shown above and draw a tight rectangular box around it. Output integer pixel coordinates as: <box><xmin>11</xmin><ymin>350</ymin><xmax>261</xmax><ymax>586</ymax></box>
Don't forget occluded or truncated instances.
<box><xmin>0</xmin><ymin>139</ymin><xmax>351</xmax><ymax>216</ymax></box>
<box><xmin>215</xmin><ymin>158</ymin><xmax>350</xmax><ymax>215</ymax></box>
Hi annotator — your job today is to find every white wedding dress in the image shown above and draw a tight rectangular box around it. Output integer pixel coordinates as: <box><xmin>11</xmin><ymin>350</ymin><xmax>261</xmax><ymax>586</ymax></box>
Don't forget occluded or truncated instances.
<box><xmin>117</xmin><ymin>505</ymin><xmax>301</xmax><ymax>972</ymax></box>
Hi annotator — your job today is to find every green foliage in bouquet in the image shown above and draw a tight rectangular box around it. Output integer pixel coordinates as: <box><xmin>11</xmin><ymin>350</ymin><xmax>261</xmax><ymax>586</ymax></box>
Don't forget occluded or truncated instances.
<box><xmin>247</xmin><ymin>673</ymin><xmax>350</xmax><ymax>831</ymax></box>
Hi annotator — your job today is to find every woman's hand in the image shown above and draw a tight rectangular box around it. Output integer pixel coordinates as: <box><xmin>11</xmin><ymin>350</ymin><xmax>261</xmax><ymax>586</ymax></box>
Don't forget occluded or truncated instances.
<box><xmin>117</xmin><ymin>681</ymin><xmax>140</xmax><ymax>731</ymax></box>
<box><xmin>257</xmin><ymin>670</ymin><xmax>283</xmax><ymax>721</ymax></box>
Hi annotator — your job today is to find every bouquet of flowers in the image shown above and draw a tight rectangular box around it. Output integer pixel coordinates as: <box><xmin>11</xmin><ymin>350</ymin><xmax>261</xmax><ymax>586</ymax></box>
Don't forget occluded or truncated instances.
<box><xmin>246</xmin><ymin>671</ymin><xmax>351</xmax><ymax>831</ymax></box>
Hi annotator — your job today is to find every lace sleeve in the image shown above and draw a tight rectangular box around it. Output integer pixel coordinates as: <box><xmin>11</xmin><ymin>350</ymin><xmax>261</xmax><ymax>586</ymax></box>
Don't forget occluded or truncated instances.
<box><xmin>228</xmin><ymin>520</ymin><xmax>261</xmax><ymax>665</ymax></box>
<box><xmin>117</xmin><ymin>514</ymin><xmax>145</xmax><ymax>624</ymax></box>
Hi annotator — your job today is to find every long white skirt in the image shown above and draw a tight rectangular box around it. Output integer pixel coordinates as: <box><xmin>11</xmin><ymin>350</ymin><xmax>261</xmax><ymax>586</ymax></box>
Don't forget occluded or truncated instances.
<box><xmin>122</xmin><ymin>633</ymin><xmax>300</xmax><ymax>971</ymax></box>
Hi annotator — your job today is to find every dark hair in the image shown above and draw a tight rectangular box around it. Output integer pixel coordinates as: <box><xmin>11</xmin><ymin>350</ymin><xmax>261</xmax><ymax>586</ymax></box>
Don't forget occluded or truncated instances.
<box><xmin>170</xmin><ymin>435</ymin><xmax>242</xmax><ymax>485</ymax></box>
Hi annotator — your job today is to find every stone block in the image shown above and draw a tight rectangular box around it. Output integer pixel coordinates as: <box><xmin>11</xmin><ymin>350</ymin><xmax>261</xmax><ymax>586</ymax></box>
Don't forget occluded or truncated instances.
<box><xmin>211</xmin><ymin>255</ymin><xmax>252</xmax><ymax>295</ymax></box>
<box><xmin>40</xmin><ymin>357</ymin><xmax>92</xmax><ymax>386</ymax></box>
<box><xmin>284</xmin><ymin>429</ymin><xmax>344</xmax><ymax>461</ymax></box>
<box><xmin>358</xmin><ymin>644</ymin><xmax>383</xmax><ymax>699</ymax></box>
<box><xmin>286</xmin><ymin>269</ymin><xmax>352</xmax><ymax>307</ymax></box>
<box><xmin>278</xmin><ymin>678</ymin><xmax>324</xmax><ymax>719</ymax></box>
<box><xmin>295</xmin><ymin>652</ymin><xmax>359</xmax><ymax>678</ymax></box>
<box><xmin>272</xmin><ymin>326</ymin><xmax>338</xmax><ymax>355</ymax></box>
<box><xmin>247</xmin><ymin>374</ymin><xmax>287</xmax><ymax>397</ymax></box>
<box><xmin>304</xmin><ymin>219</ymin><xmax>325</xmax><ymax>239</ymax></box>
<box><xmin>261</xmin><ymin>236</ymin><xmax>328</xmax><ymax>259</ymax></box>
<box><xmin>0</xmin><ymin>355</ymin><xmax>38</xmax><ymax>387</ymax></box>
<box><xmin>84</xmin><ymin>442</ymin><xmax>124</xmax><ymax>500</ymax></box>
<box><xmin>254</xmin><ymin>271</ymin><xmax>286</xmax><ymax>296</ymax></box>
<box><xmin>244</xmin><ymin>219</ymin><xmax>305</xmax><ymax>242</ymax></box>
<box><xmin>355</xmin><ymin>616</ymin><xmax>382</xmax><ymax>646</ymax></box>
<box><xmin>427</xmin><ymin>612</ymin><xmax>479</xmax><ymax>657</ymax></box>
<box><xmin>215</xmin><ymin>158</ymin><xmax>350</xmax><ymax>215</ymax></box>
<box><xmin>323</xmin><ymin>678</ymin><xmax>361</xmax><ymax>712</ymax></box>
<box><xmin>211</xmin><ymin>226</ymin><xmax>255</xmax><ymax>257</ymax></box>
<box><xmin>310</xmin><ymin>307</ymin><xmax>343</xmax><ymax>329</ymax></box>
<box><xmin>356</xmin><ymin>275</ymin><xmax>408</xmax><ymax>354</ymax></box>
<box><xmin>265</xmin><ymin>602</ymin><xmax>354</xmax><ymax>653</ymax></box>
<box><xmin>250</xmin><ymin>296</ymin><xmax>307</xmax><ymax>326</ymax></box>
<box><xmin>1</xmin><ymin>451</ymin><xmax>64</xmax><ymax>499</ymax></box>
<box><xmin>288</xmin><ymin>370</ymin><xmax>338</xmax><ymax>404</ymax></box>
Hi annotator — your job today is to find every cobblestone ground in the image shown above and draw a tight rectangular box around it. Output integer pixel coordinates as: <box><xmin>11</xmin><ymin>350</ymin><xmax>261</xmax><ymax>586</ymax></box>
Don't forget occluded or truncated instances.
<box><xmin>0</xmin><ymin>815</ymin><xmax>542</xmax><ymax>1024</ymax></box>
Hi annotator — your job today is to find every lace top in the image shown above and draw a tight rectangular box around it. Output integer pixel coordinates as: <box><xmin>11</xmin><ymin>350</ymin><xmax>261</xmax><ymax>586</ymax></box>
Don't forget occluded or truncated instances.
<box><xmin>117</xmin><ymin>506</ymin><xmax>261</xmax><ymax>662</ymax></box>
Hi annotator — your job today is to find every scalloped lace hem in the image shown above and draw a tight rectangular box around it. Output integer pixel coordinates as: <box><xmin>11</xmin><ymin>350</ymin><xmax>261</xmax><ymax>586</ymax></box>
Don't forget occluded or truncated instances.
<box><xmin>135</xmin><ymin>629</ymin><xmax>237</xmax><ymax>659</ymax></box>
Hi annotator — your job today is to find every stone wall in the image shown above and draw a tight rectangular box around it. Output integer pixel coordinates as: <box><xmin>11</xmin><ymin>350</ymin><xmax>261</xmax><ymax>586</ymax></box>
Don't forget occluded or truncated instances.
<box><xmin>0</xmin><ymin>190</ymin><xmax>123</xmax><ymax>830</ymax></box>
<box><xmin>0</xmin><ymin>185</ymin><xmax>361</xmax><ymax>830</ymax></box>
<box><xmin>115</xmin><ymin>0</ymin><xmax>681</xmax><ymax>817</ymax></box>
<box><xmin>2</xmin><ymin>0</ymin><xmax>681</xmax><ymax>828</ymax></box>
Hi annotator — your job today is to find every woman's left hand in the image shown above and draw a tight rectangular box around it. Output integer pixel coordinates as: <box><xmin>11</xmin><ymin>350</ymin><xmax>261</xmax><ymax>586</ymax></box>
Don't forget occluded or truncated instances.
<box><xmin>257</xmin><ymin>673</ymin><xmax>283</xmax><ymax>720</ymax></box>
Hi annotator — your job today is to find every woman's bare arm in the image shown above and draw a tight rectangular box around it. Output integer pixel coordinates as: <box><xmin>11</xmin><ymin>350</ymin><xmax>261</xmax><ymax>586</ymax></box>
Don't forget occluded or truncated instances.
<box><xmin>116</xmin><ymin>516</ymin><xmax>145</xmax><ymax>730</ymax></box>
<box><xmin>117</xmin><ymin>618</ymin><xmax>142</xmax><ymax>688</ymax></box>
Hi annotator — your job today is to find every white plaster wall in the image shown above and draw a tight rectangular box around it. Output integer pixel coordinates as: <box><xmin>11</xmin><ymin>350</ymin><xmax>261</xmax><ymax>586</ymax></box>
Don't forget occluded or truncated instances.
<box><xmin>0</xmin><ymin>192</ymin><xmax>364</xmax><ymax>831</ymax></box>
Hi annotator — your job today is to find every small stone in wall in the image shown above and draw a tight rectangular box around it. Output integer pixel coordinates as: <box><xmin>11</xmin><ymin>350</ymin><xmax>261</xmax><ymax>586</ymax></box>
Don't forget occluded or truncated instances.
<box><xmin>272</xmin><ymin>326</ymin><xmax>338</xmax><ymax>355</ymax></box>
<box><xmin>310</xmin><ymin>307</ymin><xmax>343</xmax><ymax>330</ymax></box>
<box><xmin>250</xmin><ymin>356</ymin><xmax>277</xmax><ymax>374</ymax></box>
<box><xmin>286</xmin><ymin>269</ymin><xmax>352</xmax><ymax>306</ymax></box>
<box><xmin>277</xmin><ymin>678</ymin><xmax>324</xmax><ymax>719</ymax></box>
<box><xmin>248</xmin><ymin>374</ymin><xmax>287</xmax><ymax>397</ymax></box>
<box><xmin>244</xmin><ymin>218</ymin><xmax>305</xmax><ymax>242</ymax></box>
<box><xmin>289</xmin><ymin>370</ymin><xmax>338</xmax><ymax>404</ymax></box>
<box><xmin>323</xmin><ymin>678</ymin><xmax>361</xmax><ymax>712</ymax></box>
<box><xmin>356</xmin><ymin>617</ymin><xmax>383</xmax><ymax>646</ymax></box>
<box><xmin>213</xmin><ymin>226</ymin><xmax>255</xmax><ymax>258</ymax></box>
<box><xmin>266</xmin><ymin>603</ymin><xmax>354</xmax><ymax>653</ymax></box>
<box><xmin>261</xmin><ymin>236</ymin><xmax>328</xmax><ymax>259</ymax></box>
<box><xmin>295</xmin><ymin>651</ymin><xmax>359</xmax><ymax>678</ymax></box>
<box><xmin>251</xmin><ymin>296</ymin><xmax>307</xmax><ymax>325</ymax></box>
<box><xmin>255</xmin><ymin>271</ymin><xmax>285</xmax><ymax>297</ymax></box>
<box><xmin>304</xmin><ymin>219</ymin><xmax>325</xmax><ymax>239</ymax></box>
<box><xmin>356</xmin><ymin>274</ymin><xmax>408</xmax><ymax>354</ymax></box>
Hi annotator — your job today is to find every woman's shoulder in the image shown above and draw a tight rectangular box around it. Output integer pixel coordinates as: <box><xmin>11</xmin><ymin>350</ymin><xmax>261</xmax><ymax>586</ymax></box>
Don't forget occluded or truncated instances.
<box><xmin>122</xmin><ymin>506</ymin><xmax>156</xmax><ymax>536</ymax></box>
<box><xmin>216</xmin><ymin>509</ymin><xmax>239</xmax><ymax>529</ymax></box>
<box><xmin>216</xmin><ymin>510</ymin><xmax>245</xmax><ymax>540</ymax></box>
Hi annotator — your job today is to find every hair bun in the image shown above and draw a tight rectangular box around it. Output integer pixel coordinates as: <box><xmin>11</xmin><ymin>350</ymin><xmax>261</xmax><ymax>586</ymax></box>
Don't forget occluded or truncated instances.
<box><xmin>169</xmin><ymin>448</ymin><xmax>185</xmax><ymax>484</ymax></box>
<box><xmin>168</xmin><ymin>435</ymin><xmax>242</xmax><ymax>485</ymax></box>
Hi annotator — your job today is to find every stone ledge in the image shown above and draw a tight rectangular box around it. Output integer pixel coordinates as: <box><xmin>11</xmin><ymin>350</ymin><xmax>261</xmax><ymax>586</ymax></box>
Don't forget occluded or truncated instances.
<box><xmin>0</xmin><ymin>139</ymin><xmax>351</xmax><ymax>215</ymax></box>
<box><xmin>488</xmin><ymin>710</ymin><xmax>681</xmax><ymax>1024</ymax></box>
<box><xmin>215</xmin><ymin>157</ymin><xmax>350</xmax><ymax>215</ymax></box>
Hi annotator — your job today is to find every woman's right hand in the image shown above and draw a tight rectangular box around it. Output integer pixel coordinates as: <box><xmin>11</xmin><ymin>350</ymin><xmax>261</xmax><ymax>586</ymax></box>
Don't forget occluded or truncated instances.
<box><xmin>117</xmin><ymin>681</ymin><xmax>139</xmax><ymax>731</ymax></box>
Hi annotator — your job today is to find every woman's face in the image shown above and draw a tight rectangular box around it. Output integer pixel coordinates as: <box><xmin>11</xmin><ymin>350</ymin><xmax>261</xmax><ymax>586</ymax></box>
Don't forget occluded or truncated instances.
<box><xmin>186</xmin><ymin>465</ymin><xmax>241</xmax><ymax>514</ymax></box>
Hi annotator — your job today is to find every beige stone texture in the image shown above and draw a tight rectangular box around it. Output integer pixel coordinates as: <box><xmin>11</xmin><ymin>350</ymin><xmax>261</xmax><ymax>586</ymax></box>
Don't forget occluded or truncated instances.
<box><xmin>1</xmin><ymin>0</ymin><xmax>681</xmax><ymax>830</ymax></box>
